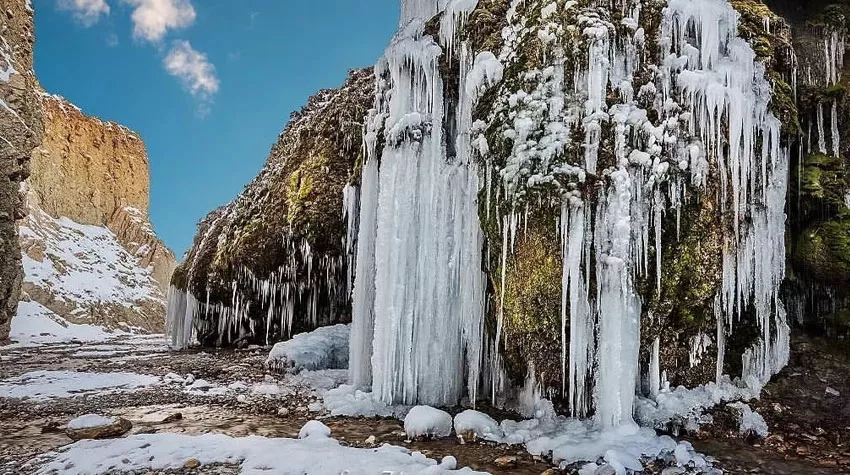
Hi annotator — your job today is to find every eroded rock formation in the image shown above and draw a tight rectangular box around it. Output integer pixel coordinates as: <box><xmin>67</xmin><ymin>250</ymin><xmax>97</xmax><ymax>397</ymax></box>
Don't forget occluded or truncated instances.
<box><xmin>0</xmin><ymin>0</ymin><xmax>44</xmax><ymax>340</ymax></box>
<box><xmin>19</xmin><ymin>94</ymin><xmax>175</xmax><ymax>333</ymax></box>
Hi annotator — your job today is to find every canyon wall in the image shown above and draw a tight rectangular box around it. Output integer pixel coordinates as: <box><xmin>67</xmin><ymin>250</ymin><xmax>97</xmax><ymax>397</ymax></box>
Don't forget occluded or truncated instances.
<box><xmin>19</xmin><ymin>94</ymin><xmax>176</xmax><ymax>333</ymax></box>
<box><xmin>0</xmin><ymin>0</ymin><xmax>44</xmax><ymax>340</ymax></box>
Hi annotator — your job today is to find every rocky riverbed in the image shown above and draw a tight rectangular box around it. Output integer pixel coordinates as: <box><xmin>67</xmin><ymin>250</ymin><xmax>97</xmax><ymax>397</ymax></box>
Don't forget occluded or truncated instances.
<box><xmin>0</xmin><ymin>334</ymin><xmax>847</xmax><ymax>474</ymax></box>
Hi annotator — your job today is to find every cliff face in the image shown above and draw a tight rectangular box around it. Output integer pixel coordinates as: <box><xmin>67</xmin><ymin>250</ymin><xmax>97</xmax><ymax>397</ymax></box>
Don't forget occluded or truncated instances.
<box><xmin>19</xmin><ymin>94</ymin><xmax>176</xmax><ymax>333</ymax></box>
<box><xmin>30</xmin><ymin>96</ymin><xmax>150</xmax><ymax>229</ymax></box>
<box><xmin>172</xmin><ymin>0</ymin><xmax>849</xmax><ymax>414</ymax></box>
<box><xmin>0</xmin><ymin>0</ymin><xmax>44</xmax><ymax>340</ymax></box>
<box><xmin>168</xmin><ymin>68</ymin><xmax>372</xmax><ymax>348</ymax></box>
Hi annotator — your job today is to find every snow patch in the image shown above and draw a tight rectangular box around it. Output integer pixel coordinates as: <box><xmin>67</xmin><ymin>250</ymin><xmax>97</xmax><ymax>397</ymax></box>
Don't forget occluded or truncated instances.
<box><xmin>404</xmin><ymin>406</ymin><xmax>454</xmax><ymax>439</ymax></box>
<box><xmin>34</xmin><ymin>425</ymin><xmax>485</xmax><ymax>474</ymax></box>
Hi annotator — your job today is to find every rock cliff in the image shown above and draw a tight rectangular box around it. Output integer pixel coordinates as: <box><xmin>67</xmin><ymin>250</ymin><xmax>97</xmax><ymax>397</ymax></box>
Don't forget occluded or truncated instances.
<box><xmin>0</xmin><ymin>0</ymin><xmax>44</xmax><ymax>340</ymax></box>
<box><xmin>168</xmin><ymin>68</ymin><xmax>372</xmax><ymax>348</ymax></box>
<box><xmin>18</xmin><ymin>94</ymin><xmax>176</xmax><ymax>333</ymax></box>
<box><xmin>171</xmin><ymin>0</ymin><xmax>850</xmax><ymax>416</ymax></box>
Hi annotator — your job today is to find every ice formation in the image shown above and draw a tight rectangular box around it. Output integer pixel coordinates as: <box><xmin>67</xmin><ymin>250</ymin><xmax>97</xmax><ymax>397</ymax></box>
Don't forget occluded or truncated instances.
<box><xmin>348</xmin><ymin>0</ymin><xmax>493</xmax><ymax>407</ymax></box>
<box><xmin>342</xmin><ymin>0</ymin><xmax>794</xmax><ymax>430</ymax></box>
<box><xmin>266</xmin><ymin>324</ymin><xmax>350</xmax><ymax>372</ymax></box>
<box><xmin>404</xmin><ymin>405</ymin><xmax>454</xmax><ymax>438</ymax></box>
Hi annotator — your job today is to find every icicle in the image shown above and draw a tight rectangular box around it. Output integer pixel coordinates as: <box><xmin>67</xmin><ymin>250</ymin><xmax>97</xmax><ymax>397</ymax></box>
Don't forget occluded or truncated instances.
<box><xmin>832</xmin><ymin>101</ymin><xmax>840</xmax><ymax>158</ymax></box>
<box><xmin>649</xmin><ymin>337</ymin><xmax>660</xmax><ymax>400</ymax></box>
<box><xmin>348</xmin><ymin>158</ymin><xmax>379</xmax><ymax>389</ymax></box>
<box><xmin>818</xmin><ymin>102</ymin><xmax>827</xmax><ymax>154</ymax></box>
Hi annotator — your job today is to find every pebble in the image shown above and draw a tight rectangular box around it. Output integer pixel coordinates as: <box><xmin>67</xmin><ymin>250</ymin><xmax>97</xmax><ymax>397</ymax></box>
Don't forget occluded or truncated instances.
<box><xmin>184</xmin><ymin>458</ymin><xmax>201</xmax><ymax>469</ymax></box>
<box><xmin>494</xmin><ymin>455</ymin><xmax>519</xmax><ymax>468</ymax></box>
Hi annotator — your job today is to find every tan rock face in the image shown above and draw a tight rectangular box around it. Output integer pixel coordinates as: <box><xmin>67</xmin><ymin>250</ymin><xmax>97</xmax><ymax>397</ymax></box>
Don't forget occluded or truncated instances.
<box><xmin>30</xmin><ymin>96</ymin><xmax>149</xmax><ymax>227</ymax></box>
<box><xmin>0</xmin><ymin>0</ymin><xmax>44</xmax><ymax>340</ymax></box>
<box><xmin>19</xmin><ymin>95</ymin><xmax>176</xmax><ymax>333</ymax></box>
<box><xmin>28</xmin><ymin>94</ymin><xmax>176</xmax><ymax>292</ymax></box>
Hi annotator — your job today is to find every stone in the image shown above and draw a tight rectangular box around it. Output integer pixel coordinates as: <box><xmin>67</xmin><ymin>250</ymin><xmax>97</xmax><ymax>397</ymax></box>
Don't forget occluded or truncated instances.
<box><xmin>277</xmin><ymin>407</ymin><xmax>289</xmax><ymax>416</ymax></box>
<box><xmin>594</xmin><ymin>464</ymin><xmax>617</xmax><ymax>475</ymax></box>
<box><xmin>160</xmin><ymin>413</ymin><xmax>182</xmax><ymax>423</ymax></box>
<box><xmin>65</xmin><ymin>416</ymin><xmax>132</xmax><ymax>441</ymax></box>
<box><xmin>0</xmin><ymin>0</ymin><xmax>44</xmax><ymax>340</ymax></box>
<box><xmin>183</xmin><ymin>458</ymin><xmax>201</xmax><ymax>469</ymax></box>
<box><xmin>494</xmin><ymin>455</ymin><xmax>519</xmax><ymax>468</ymax></box>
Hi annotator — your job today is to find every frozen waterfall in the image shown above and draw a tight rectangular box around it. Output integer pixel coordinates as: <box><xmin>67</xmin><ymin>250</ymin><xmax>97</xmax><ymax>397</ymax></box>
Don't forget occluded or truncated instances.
<box><xmin>350</xmin><ymin>0</ymin><xmax>791</xmax><ymax>426</ymax></box>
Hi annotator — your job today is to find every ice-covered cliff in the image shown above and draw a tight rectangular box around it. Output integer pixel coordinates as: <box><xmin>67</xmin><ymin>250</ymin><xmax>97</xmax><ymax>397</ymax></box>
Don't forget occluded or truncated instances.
<box><xmin>170</xmin><ymin>0</ymin><xmax>850</xmax><ymax>428</ymax></box>
<box><xmin>166</xmin><ymin>69</ymin><xmax>373</xmax><ymax>349</ymax></box>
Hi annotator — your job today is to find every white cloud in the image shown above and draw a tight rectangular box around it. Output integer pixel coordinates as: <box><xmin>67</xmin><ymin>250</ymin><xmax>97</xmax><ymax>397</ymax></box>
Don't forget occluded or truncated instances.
<box><xmin>124</xmin><ymin>0</ymin><xmax>196</xmax><ymax>43</ymax></box>
<box><xmin>57</xmin><ymin>0</ymin><xmax>110</xmax><ymax>26</ymax></box>
<box><xmin>163</xmin><ymin>41</ymin><xmax>219</xmax><ymax>116</ymax></box>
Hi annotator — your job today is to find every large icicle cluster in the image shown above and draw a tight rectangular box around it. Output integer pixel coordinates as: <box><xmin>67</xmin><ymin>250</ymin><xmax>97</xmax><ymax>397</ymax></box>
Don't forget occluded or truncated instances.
<box><xmin>348</xmin><ymin>0</ymin><xmax>498</xmax><ymax>407</ymax></box>
<box><xmin>345</xmin><ymin>0</ymin><xmax>793</xmax><ymax>423</ymax></box>
<box><xmin>481</xmin><ymin>0</ymin><xmax>791</xmax><ymax>426</ymax></box>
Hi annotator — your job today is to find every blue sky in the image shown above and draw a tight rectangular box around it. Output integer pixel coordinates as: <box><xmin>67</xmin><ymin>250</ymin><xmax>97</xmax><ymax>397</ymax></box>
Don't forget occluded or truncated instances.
<box><xmin>34</xmin><ymin>0</ymin><xmax>399</xmax><ymax>257</ymax></box>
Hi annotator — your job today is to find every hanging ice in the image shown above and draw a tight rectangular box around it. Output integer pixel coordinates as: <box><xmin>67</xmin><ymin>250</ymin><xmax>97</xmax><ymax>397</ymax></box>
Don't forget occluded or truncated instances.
<box><xmin>347</xmin><ymin>3</ymin><xmax>497</xmax><ymax>406</ymax></box>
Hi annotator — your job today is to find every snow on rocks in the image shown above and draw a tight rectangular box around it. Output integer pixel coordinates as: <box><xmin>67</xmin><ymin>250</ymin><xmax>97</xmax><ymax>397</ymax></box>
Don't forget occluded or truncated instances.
<box><xmin>0</xmin><ymin>370</ymin><xmax>160</xmax><ymax>400</ymax></box>
<box><xmin>7</xmin><ymin>301</ymin><xmax>124</xmax><ymax>347</ymax></box>
<box><xmin>298</xmin><ymin>420</ymin><xmax>331</xmax><ymax>439</ymax></box>
<box><xmin>635</xmin><ymin>378</ymin><xmax>760</xmax><ymax>431</ymax></box>
<box><xmin>19</xmin><ymin>209</ymin><xmax>163</xmax><ymax>310</ymax></box>
<box><xmin>322</xmin><ymin>384</ymin><xmax>407</xmax><ymax>418</ymax></box>
<box><xmin>34</xmin><ymin>422</ymin><xmax>486</xmax><ymax>475</ymax></box>
<box><xmin>266</xmin><ymin>324</ymin><xmax>349</xmax><ymax>372</ymax></box>
<box><xmin>404</xmin><ymin>406</ymin><xmax>454</xmax><ymax>439</ymax></box>
<box><xmin>453</xmin><ymin>409</ymin><xmax>503</xmax><ymax>442</ymax></box>
<box><xmin>66</xmin><ymin>414</ymin><xmax>132</xmax><ymax>441</ymax></box>
<box><xmin>727</xmin><ymin>402</ymin><xmax>769</xmax><ymax>438</ymax></box>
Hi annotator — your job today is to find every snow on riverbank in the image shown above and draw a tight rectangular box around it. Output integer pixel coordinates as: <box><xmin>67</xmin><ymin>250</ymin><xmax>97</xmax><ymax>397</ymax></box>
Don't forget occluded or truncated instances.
<box><xmin>34</xmin><ymin>421</ymin><xmax>485</xmax><ymax>475</ymax></box>
<box><xmin>0</xmin><ymin>370</ymin><xmax>160</xmax><ymax>400</ymax></box>
<box><xmin>7</xmin><ymin>301</ymin><xmax>124</xmax><ymax>347</ymax></box>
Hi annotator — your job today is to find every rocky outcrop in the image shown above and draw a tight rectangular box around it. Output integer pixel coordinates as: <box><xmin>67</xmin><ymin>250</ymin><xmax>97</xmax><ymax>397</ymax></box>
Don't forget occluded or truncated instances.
<box><xmin>173</xmin><ymin>0</ymin><xmax>849</xmax><ymax>415</ymax></box>
<box><xmin>168</xmin><ymin>68</ymin><xmax>372</xmax><ymax>347</ymax></box>
<box><xmin>30</xmin><ymin>96</ymin><xmax>149</xmax><ymax>228</ymax></box>
<box><xmin>0</xmin><ymin>0</ymin><xmax>44</xmax><ymax>340</ymax></box>
<box><xmin>19</xmin><ymin>94</ymin><xmax>176</xmax><ymax>333</ymax></box>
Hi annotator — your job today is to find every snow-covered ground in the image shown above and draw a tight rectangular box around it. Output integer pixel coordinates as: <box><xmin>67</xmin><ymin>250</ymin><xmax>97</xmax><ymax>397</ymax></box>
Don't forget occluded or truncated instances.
<box><xmin>35</xmin><ymin>421</ymin><xmax>485</xmax><ymax>475</ymax></box>
<box><xmin>20</xmin><ymin>209</ymin><xmax>162</xmax><ymax>308</ymax></box>
<box><xmin>7</xmin><ymin>301</ymin><xmax>125</xmax><ymax>348</ymax></box>
<box><xmin>0</xmin><ymin>370</ymin><xmax>160</xmax><ymax>400</ymax></box>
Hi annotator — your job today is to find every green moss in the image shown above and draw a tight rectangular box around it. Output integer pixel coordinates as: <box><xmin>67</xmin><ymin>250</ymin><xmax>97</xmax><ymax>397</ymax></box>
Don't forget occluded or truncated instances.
<box><xmin>794</xmin><ymin>211</ymin><xmax>850</xmax><ymax>285</ymax></box>
<box><xmin>798</xmin><ymin>153</ymin><xmax>848</xmax><ymax>208</ymax></box>
<box><xmin>496</xmin><ymin>208</ymin><xmax>565</xmax><ymax>391</ymax></box>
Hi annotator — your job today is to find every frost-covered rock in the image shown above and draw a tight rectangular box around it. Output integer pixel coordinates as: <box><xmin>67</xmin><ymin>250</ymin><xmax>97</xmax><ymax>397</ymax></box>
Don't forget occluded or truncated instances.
<box><xmin>404</xmin><ymin>406</ymin><xmax>453</xmax><ymax>439</ymax></box>
<box><xmin>727</xmin><ymin>402</ymin><xmax>769</xmax><ymax>438</ymax></box>
<box><xmin>66</xmin><ymin>414</ymin><xmax>132</xmax><ymax>440</ymax></box>
<box><xmin>453</xmin><ymin>409</ymin><xmax>503</xmax><ymax>441</ymax></box>
<box><xmin>298</xmin><ymin>420</ymin><xmax>331</xmax><ymax>439</ymax></box>
<box><xmin>266</xmin><ymin>324</ymin><xmax>349</xmax><ymax>372</ymax></box>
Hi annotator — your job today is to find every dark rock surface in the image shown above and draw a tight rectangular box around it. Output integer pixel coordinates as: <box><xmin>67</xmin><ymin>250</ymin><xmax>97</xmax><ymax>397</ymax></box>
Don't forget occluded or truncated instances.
<box><xmin>0</xmin><ymin>0</ymin><xmax>44</xmax><ymax>340</ymax></box>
